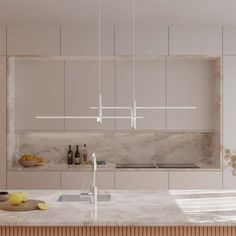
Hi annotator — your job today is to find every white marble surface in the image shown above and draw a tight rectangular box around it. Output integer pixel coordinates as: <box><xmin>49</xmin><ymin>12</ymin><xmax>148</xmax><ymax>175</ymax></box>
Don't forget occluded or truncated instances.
<box><xmin>9</xmin><ymin>132</ymin><xmax>220</xmax><ymax>169</ymax></box>
<box><xmin>0</xmin><ymin>190</ymin><xmax>236</xmax><ymax>226</ymax></box>
<box><xmin>8</xmin><ymin>161</ymin><xmax>218</xmax><ymax>172</ymax></box>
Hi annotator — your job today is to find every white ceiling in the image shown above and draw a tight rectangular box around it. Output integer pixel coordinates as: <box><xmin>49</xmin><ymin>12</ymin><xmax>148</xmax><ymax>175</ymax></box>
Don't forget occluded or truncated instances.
<box><xmin>0</xmin><ymin>0</ymin><xmax>236</xmax><ymax>26</ymax></box>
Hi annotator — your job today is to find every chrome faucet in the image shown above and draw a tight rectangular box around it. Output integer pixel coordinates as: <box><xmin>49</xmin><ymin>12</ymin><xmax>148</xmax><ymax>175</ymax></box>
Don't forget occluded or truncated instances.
<box><xmin>91</xmin><ymin>153</ymin><xmax>97</xmax><ymax>204</ymax></box>
<box><xmin>81</xmin><ymin>153</ymin><xmax>97</xmax><ymax>204</ymax></box>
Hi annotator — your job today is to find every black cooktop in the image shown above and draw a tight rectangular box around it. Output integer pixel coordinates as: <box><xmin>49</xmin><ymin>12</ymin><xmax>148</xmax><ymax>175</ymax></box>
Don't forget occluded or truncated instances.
<box><xmin>116</xmin><ymin>163</ymin><xmax>157</xmax><ymax>168</ymax></box>
<box><xmin>116</xmin><ymin>163</ymin><xmax>199</xmax><ymax>169</ymax></box>
<box><xmin>156</xmin><ymin>163</ymin><xmax>199</xmax><ymax>168</ymax></box>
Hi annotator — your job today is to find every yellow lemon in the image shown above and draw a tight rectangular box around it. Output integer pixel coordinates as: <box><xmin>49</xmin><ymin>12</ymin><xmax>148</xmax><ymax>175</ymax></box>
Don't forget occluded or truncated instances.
<box><xmin>8</xmin><ymin>193</ymin><xmax>23</xmax><ymax>205</ymax></box>
<box><xmin>19</xmin><ymin>192</ymin><xmax>28</xmax><ymax>202</ymax></box>
<box><xmin>37</xmin><ymin>202</ymin><xmax>48</xmax><ymax>210</ymax></box>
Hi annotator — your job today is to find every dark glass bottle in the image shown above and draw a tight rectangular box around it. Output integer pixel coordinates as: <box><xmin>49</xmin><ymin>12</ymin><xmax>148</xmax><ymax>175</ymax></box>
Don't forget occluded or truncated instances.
<box><xmin>74</xmin><ymin>145</ymin><xmax>80</xmax><ymax>165</ymax></box>
<box><xmin>82</xmin><ymin>144</ymin><xmax>88</xmax><ymax>163</ymax></box>
<box><xmin>67</xmin><ymin>145</ymin><xmax>73</xmax><ymax>165</ymax></box>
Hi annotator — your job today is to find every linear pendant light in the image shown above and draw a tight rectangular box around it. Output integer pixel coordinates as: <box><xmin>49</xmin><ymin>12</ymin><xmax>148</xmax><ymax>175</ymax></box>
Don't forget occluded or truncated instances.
<box><xmin>36</xmin><ymin>0</ymin><xmax>143</xmax><ymax>122</ymax></box>
<box><xmin>36</xmin><ymin>0</ymin><xmax>196</xmax><ymax>127</ymax></box>
<box><xmin>90</xmin><ymin>0</ymin><xmax>197</xmax><ymax>130</ymax></box>
<box><xmin>35</xmin><ymin>116</ymin><xmax>143</xmax><ymax>119</ymax></box>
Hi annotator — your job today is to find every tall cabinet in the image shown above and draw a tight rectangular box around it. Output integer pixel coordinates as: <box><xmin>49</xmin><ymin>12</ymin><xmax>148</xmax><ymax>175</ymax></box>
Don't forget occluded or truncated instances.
<box><xmin>222</xmin><ymin>27</ymin><xmax>236</xmax><ymax>189</ymax></box>
<box><xmin>0</xmin><ymin>26</ymin><xmax>6</xmax><ymax>189</ymax></box>
<box><xmin>223</xmin><ymin>56</ymin><xmax>236</xmax><ymax>188</ymax></box>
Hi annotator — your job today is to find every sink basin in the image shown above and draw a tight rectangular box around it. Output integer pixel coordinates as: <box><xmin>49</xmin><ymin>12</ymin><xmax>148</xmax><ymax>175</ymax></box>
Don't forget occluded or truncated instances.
<box><xmin>57</xmin><ymin>194</ymin><xmax>111</xmax><ymax>202</ymax></box>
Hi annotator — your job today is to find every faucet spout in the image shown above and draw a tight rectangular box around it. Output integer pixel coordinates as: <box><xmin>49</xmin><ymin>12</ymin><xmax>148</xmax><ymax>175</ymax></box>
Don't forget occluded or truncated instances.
<box><xmin>91</xmin><ymin>153</ymin><xmax>97</xmax><ymax>204</ymax></box>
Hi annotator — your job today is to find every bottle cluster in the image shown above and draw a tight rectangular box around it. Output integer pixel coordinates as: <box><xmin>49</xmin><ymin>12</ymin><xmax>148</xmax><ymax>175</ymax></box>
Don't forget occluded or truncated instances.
<box><xmin>67</xmin><ymin>144</ymin><xmax>88</xmax><ymax>165</ymax></box>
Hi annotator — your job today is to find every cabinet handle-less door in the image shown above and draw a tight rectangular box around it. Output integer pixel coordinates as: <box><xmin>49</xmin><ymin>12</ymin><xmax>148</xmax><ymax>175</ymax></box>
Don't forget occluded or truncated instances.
<box><xmin>7</xmin><ymin>26</ymin><xmax>60</xmax><ymax>56</ymax></box>
<box><xmin>169</xmin><ymin>172</ymin><xmax>222</xmax><ymax>189</ymax></box>
<box><xmin>7</xmin><ymin>171</ymin><xmax>61</xmax><ymax>190</ymax></box>
<box><xmin>61</xmin><ymin>171</ymin><xmax>115</xmax><ymax>190</ymax></box>
<box><xmin>115</xmin><ymin>171</ymin><xmax>168</xmax><ymax>190</ymax></box>
<box><xmin>15</xmin><ymin>59</ymin><xmax>65</xmax><ymax>131</ymax></box>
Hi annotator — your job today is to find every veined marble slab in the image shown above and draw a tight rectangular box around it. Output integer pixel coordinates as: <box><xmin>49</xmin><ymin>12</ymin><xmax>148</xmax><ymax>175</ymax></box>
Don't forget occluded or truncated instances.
<box><xmin>9</xmin><ymin>131</ymin><xmax>220</xmax><ymax>168</ymax></box>
<box><xmin>0</xmin><ymin>190</ymin><xmax>236</xmax><ymax>226</ymax></box>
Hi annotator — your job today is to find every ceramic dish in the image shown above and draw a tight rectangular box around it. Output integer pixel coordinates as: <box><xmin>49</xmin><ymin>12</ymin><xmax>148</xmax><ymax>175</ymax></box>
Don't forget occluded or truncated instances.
<box><xmin>0</xmin><ymin>192</ymin><xmax>9</xmax><ymax>202</ymax></box>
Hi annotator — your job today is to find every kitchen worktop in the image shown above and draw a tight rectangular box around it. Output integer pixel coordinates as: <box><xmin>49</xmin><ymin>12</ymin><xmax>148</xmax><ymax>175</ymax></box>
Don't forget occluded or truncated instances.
<box><xmin>1</xmin><ymin>190</ymin><xmax>236</xmax><ymax>226</ymax></box>
<box><xmin>8</xmin><ymin>161</ymin><xmax>219</xmax><ymax>172</ymax></box>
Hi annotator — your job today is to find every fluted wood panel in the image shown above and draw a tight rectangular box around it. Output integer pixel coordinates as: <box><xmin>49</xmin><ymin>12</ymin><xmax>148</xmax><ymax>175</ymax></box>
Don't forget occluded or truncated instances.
<box><xmin>0</xmin><ymin>226</ymin><xmax>235</xmax><ymax>236</ymax></box>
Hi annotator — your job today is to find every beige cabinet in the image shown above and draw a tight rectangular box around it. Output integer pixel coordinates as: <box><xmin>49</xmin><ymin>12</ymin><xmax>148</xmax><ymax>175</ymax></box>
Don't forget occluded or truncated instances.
<box><xmin>169</xmin><ymin>26</ymin><xmax>222</xmax><ymax>55</ymax></box>
<box><xmin>15</xmin><ymin>59</ymin><xmax>65</xmax><ymax>130</ymax></box>
<box><xmin>116</xmin><ymin>60</ymin><xmax>166</xmax><ymax>130</ymax></box>
<box><xmin>7</xmin><ymin>171</ymin><xmax>61</xmax><ymax>189</ymax></box>
<box><xmin>65</xmin><ymin>60</ymin><xmax>115</xmax><ymax>130</ymax></box>
<box><xmin>223</xmin><ymin>56</ymin><xmax>236</xmax><ymax>189</ymax></box>
<box><xmin>169</xmin><ymin>171</ymin><xmax>222</xmax><ymax>189</ymax></box>
<box><xmin>0</xmin><ymin>56</ymin><xmax>6</xmax><ymax>189</ymax></box>
<box><xmin>115</xmin><ymin>23</ymin><xmax>168</xmax><ymax>56</ymax></box>
<box><xmin>135</xmin><ymin>25</ymin><xmax>168</xmax><ymax>56</ymax></box>
<box><xmin>61</xmin><ymin>171</ymin><xmax>114</xmax><ymax>190</ymax></box>
<box><xmin>115</xmin><ymin>171</ymin><xmax>168</xmax><ymax>190</ymax></box>
<box><xmin>167</xmin><ymin>59</ymin><xmax>215</xmax><ymax>130</ymax></box>
<box><xmin>7</xmin><ymin>26</ymin><xmax>60</xmax><ymax>55</ymax></box>
<box><xmin>223</xmin><ymin>27</ymin><xmax>236</xmax><ymax>55</ymax></box>
<box><xmin>0</xmin><ymin>27</ymin><xmax>6</xmax><ymax>55</ymax></box>
<box><xmin>62</xmin><ymin>25</ymin><xmax>114</xmax><ymax>56</ymax></box>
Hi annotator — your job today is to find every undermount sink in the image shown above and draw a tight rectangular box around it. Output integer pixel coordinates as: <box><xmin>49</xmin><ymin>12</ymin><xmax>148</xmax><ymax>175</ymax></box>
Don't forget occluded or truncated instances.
<box><xmin>57</xmin><ymin>194</ymin><xmax>111</xmax><ymax>202</ymax></box>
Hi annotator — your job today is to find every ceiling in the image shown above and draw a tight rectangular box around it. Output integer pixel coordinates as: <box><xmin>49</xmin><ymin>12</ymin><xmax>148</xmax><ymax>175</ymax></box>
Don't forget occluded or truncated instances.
<box><xmin>0</xmin><ymin>0</ymin><xmax>236</xmax><ymax>26</ymax></box>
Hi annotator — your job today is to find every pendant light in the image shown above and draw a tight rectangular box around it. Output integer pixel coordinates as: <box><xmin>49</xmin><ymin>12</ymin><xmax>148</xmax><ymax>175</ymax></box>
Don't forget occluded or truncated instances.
<box><xmin>90</xmin><ymin>0</ymin><xmax>197</xmax><ymax>129</ymax></box>
<box><xmin>36</xmin><ymin>0</ymin><xmax>143</xmax><ymax>122</ymax></box>
<box><xmin>36</xmin><ymin>0</ymin><xmax>196</xmax><ymax>127</ymax></box>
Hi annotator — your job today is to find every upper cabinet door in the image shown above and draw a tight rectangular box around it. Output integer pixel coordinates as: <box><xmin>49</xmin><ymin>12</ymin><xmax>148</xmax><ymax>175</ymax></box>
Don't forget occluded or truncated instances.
<box><xmin>7</xmin><ymin>26</ymin><xmax>60</xmax><ymax>56</ymax></box>
<box><xmin>135</xmin><ymin>25</ymin><xmax>168</xmax><ymax>56</ymax></box>
<box><xmin>15</xmin><ymin>59</ymin><xmax>64</xmax><ymax>130</ymax></box>
<box><xmin>169</xmin><ymin>26</ymin><xmax>222</xmax><ymax>55</ymax></box>
<box><xmin>62</xmin><ymin>0</ymin><xmax>114</xmax><ymax>56</ymax></box>
<box><xmin>167</xmin><ymin>59</ymin><xmax>216</xmax><ymax>130</ymax></box>
<box><xmin>115</xmin><ymin>0</ymin><xmax>168</xmax><ymax>56</ymax></box>
<box><xmin>61</xmin><ymin>24</ymin><xmax>114</xmax><ymax>56</ymax></box>
<box><xmin>223</xmin><ymin>27</ymin><xmax>236</xmax><ymax>55</ymax></box>
<box><xmin>115</xmin><ymin>24</ymin><xmax>168</xmax><ymax>56</ymax></box>
<box><xmin>0</xmin><ymin>26</ymin><xmax>6</xmax><ymax>55</ymax></box>
<box><xmin>223</xmin><ymin>56</ymin><xmax>236</xmax><ymax>148</ymax></box>
<box><xmin>65</xmin><ymin>60</ymin><xmax>115</xmax><ymax>130</ymax></box>
<box><xmin>116</xmin><ymin>60</ymin><xmax>166</xmax><ymax>130</ymax></box>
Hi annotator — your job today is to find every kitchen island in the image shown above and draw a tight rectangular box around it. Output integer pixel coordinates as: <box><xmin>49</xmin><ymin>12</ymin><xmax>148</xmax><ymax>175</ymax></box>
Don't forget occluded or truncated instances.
<box><xmin>0</xmin><ymin>190</ymin><xmax>236</xmax><ymax>235</ymax></box>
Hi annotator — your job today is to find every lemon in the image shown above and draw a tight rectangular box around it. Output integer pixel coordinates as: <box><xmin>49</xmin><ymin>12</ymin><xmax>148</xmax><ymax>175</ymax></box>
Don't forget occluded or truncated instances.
<box><xmin>8</xmin><ymin>193</ymin><xmax>23</xmax><ymax>205</ymax></box>
<box><xmin>19</xmin><ymin>192</ymin><xmax>28</xmax><ymax>202</ymax></box>
<box><xmin>37</xmin><ymin>202</ymin><xmax>48</xmax><ymax>210</ymax></box>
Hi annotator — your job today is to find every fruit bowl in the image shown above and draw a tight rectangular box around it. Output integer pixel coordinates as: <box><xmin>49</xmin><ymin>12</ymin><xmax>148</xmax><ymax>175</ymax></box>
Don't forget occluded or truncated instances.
<box><xmin>18</xmin><ymin>154</ymin><xmax>44</xmax><ymax>168</ymax></box>
<box><xmin>19</xmin><ymin>159</ymin><xmax>38</xmax><ymax>167</ymax></box>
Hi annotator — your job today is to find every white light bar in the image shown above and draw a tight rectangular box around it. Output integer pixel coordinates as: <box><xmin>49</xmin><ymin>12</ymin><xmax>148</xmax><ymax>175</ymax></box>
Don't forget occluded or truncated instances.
<box><xmin>90</xmin><ymin>106</ymin><xmax>197</xmax><ymax>110</ymax></box>
<box><xmin>136</xmin><ymin>106</ymin><xmax>197</xmax><ymax>110</ymax></box>
<box><xmin>90</xmin><ymin>106</ymin><xmax>131</xmax><ymax>110</ymax></box>
<box><xmin>35</xmin><ymin>116</ymin><xmax>144</xmax><ymax>119</ymax></box>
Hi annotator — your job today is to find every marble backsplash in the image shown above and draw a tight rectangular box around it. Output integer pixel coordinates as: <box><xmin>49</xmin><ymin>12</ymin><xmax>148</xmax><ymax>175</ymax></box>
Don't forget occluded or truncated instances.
<box><xmin>9</xmin><ymin>132</ymin><xmax>220</xmax><ymax>168</ymax></box>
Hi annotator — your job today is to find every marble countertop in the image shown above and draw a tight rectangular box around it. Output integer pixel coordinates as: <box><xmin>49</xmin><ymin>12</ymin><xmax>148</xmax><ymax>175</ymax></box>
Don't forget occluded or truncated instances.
<box><xmin>0</xmin><ymin>190</ymin><xmax>236</xmax><ymax>226</ymax></box>
<box><xmin>8</xmin><ymin>161</ymin><xmax>220</xmax><ymax>172</ymax></box>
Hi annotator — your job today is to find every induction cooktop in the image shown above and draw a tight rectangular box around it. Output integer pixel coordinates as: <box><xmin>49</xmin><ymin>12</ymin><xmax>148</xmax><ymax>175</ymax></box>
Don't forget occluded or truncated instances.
<box><xmin>156</xmin><ymin>163</ymin><xmax>199</xmax><ymax>168</ymax></box>
<box><xmin>116</xmin><ymin>163</ymin><xmax>157</xmax><ymax>168</ymax></box>
<box><xmin>116</xmin><ymin>163</ymin><xmax>199</xmax><ymax>168</ymax></box>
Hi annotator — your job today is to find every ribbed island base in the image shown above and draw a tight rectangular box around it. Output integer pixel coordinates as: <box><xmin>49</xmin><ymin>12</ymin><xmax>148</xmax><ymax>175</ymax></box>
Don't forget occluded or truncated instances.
<box><xmin>0</xmin><ymin>226</ymin><xmax>235</xmax><ymax>236</ymax></box>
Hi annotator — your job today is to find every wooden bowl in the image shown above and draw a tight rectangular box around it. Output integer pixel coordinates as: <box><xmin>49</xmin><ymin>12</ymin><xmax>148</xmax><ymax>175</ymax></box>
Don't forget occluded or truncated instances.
<box><xmin>19</xmin><ymin>159</ymin><xmax>38</xmax><ymax>167</ymax></box>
